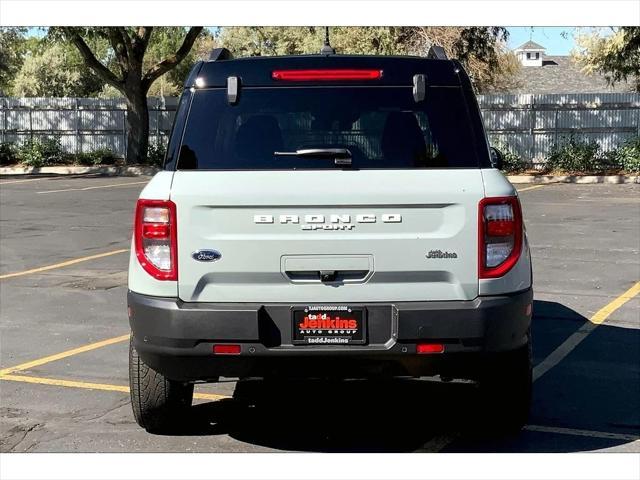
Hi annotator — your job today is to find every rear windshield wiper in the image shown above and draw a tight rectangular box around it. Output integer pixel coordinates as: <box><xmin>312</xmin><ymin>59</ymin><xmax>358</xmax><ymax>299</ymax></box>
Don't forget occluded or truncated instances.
<box><xmin>273</xmin><ymin>148</ymin><xmax>352</xmax><ymax>166</ymax></box>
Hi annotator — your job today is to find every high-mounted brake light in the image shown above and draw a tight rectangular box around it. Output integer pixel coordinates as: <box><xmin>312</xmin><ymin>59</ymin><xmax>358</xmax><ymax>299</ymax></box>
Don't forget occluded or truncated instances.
<box><xmin>134</xmin><ymin>199</ymin><xmax>178</xmax><ymax>281</ymax></box>
<box><xmin>478</xmin><ymin>196</ymin><xmax>523</xmax><ymax>279</ymax></box>
<box><xmin>272</xmin><ymin>69</ymin><xmax>383</xmax><ymax>81</ymax></box>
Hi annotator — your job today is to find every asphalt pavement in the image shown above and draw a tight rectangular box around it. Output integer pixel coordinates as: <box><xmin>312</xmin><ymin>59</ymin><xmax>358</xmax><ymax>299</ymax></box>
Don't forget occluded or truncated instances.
<box><xmin>0</xmin><ymin>175</ymin><xmax>638</xmax><ymax>453</ymax></box>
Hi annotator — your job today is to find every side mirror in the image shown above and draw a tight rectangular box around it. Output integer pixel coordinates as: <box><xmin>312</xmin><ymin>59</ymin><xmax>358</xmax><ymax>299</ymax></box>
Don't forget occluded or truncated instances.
<box><xmin>490</xmin><ymin>147</ymin><xmax>504</xmax><ymax>170</ymax></box>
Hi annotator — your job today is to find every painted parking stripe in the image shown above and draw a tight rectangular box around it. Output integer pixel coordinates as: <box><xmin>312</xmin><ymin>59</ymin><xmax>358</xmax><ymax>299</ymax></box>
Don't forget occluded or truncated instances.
<box><xmin>0</xmin><ymin>334</ymin><xmax>130</xmax><ymax>376</ymax></box>
<box><xmin>37</xmin><ymin>180</ymin><xmax>148</xmax><ymax>194</ymax></box>
<box><xmin>524</xmin><ymin>424</ymin><xmax>639</xmax><ymax>442</ymax></box>
<box><xmin>0</xmin><ymin>248</ymin><xmax>128</xmax><ymax>280</ymax></box>
<box><xmin>0</xmin><ymin>374</ymin><xmax>227</xmax><ymax>401</ymax></box>
<box><xmin>517</xmin><ymin>185</ymin><xmax>546</xmax><ymax>192</ymax></box>
<box><xmin>533</xmin><ymin>281</ymin><xmax>640</xmax><ymax>382</ymax></box>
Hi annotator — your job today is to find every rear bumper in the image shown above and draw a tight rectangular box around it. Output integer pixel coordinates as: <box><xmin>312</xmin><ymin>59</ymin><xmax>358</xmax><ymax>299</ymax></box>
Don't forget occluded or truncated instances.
<box><xmin>128</xmin><ymin>289</ymin><xmax>532</xmax><ymax>381</ymax></box>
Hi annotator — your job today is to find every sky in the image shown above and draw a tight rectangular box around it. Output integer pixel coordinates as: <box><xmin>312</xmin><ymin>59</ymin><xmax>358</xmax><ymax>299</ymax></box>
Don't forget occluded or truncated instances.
<box><xmin>26</xmin><ymin>26</ymin><xmax>588</xmax><ymax>56</ymax></box>
<box><xmin>506</xmin><ymin>27</ymin><xmax>577</xmax><ymax>55</ymax></box>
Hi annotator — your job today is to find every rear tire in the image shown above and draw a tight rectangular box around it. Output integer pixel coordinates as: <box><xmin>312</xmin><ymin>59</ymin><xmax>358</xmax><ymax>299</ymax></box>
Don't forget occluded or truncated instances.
<box><xmin>129</xmin><ymin>334</ymin><xmax>194</xmax><ymax>433</ymax></box>
<box><xmin>476</xmin><ymin>336</ymin><xmax>532</xmax><ymax>435</ymax></box>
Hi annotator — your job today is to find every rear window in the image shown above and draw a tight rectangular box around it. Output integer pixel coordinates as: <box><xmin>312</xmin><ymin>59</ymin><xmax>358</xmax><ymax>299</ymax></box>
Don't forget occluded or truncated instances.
<box><xmin>176</xmin><ymin>87</ymin><xmax>482</xmax><ymax>170</ymax></box>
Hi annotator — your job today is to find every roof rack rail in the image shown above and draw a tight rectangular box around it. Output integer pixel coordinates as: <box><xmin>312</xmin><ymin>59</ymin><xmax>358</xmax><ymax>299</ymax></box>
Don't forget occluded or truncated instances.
<box><xmin>427</xmin><ymin>45</ymin><xmax>448</xmax><ymax>60</ymax></box>
<box><xmin>208</xmin><ymin>48</ymin><xmax>234</xmax><ymax>62</ymax></box>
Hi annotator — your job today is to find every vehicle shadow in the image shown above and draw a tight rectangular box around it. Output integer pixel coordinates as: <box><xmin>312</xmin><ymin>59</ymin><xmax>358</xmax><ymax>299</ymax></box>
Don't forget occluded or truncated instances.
<box><xmin>169</xmin><ymin>300</ymin><xmax>639</xmax><ymax>452</ymax></box>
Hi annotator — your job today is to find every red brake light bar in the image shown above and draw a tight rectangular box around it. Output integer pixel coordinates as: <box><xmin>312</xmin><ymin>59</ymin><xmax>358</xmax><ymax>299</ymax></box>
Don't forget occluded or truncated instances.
<box><xmin>272</xmin><ymin>69</ymin><xmax>383</xmax><ymax>81</ymax></box>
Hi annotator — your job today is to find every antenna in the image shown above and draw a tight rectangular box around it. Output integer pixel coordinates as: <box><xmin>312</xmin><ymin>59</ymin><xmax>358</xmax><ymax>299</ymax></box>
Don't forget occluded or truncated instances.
<box><xmin>320</xmin><ymin>27</ymin><xmax>336</xmax><ymax>55</ymax></box>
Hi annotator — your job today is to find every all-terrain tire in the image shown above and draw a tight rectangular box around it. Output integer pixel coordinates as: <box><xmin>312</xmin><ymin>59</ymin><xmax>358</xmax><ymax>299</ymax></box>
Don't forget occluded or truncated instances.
<box><xmin>129</xmin><ymin>334</ymin><xmax>194</xmax><ymax>433</ymax></box>
<box><xmin>476</xmin><ymin>335</ymin><xmax>532</xmax><ymax>436</ymax></box>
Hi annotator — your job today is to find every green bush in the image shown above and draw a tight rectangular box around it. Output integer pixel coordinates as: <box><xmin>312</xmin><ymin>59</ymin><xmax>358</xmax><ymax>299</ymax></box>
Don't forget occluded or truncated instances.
<box><xmin>74</xmin><ymin>149</ymin><xmax>118</xmax><ymax>166</ymax></box>
<box><xmin>605</xmin><ymin>137</ymin><xmax>640</xmax><ymax>173</ymax></box>
<box><xmin>146</xmin><ymin>140</ymin><xmax>166</xmax><ymax>167</ymax></box>
<box><xmin>544</xmin><ymin>136</ymin><xmax>610</xmax><ymax>174</ymax></box>
<box><xmin>491</xmin><ymin>142</ymin><xmax>528</xmax><ymax>173</ymax></box>
<box><xmin>0</xmin><ymin>142</ymin><xmax>17</xmax><ymax>166</ymax></box>
<box><xmin>17</xmin><ymin>137</ymin><xmax>70</xmax><ymax>167</ymax></box>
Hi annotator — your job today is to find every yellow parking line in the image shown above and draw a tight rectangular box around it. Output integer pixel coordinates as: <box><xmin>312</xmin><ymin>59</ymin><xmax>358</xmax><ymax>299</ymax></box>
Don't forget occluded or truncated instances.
<box><xmin>37</xmin><ymin>181</ymin><xmax>148</xmax><ymax>194</ymax></box>
<box><xmin>533</xmin><ymin>281</ymin><xmax>640</xmax><ymax>382</ymax></box>
<box><xmin>0</xmin><ymin>374</ymin><xmax>228</xmax><ymax>401</ymax></box>
<box><xmin>0</xmin><ymin>334</ymin><xmax>130</xmax><ymax>376</ymax></box>
<box><xmin>517</xmin><ymin>185</ymin><xmax>546</xmax><ymax>192</ymax></box>
<box><xmin>0</xmin><ymin>248</ymin><xmax>128</xmax><ymax>280</ymax></box>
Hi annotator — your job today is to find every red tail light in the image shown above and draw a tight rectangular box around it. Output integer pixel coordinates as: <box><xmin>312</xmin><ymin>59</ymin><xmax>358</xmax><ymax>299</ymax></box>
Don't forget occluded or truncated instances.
<box><xmin>272</xmin><ymin>69</ymin><xmax>383</xmax><ymax>81</ymax></box>
<box><xmin>478</xmin><ymin>196</ymin><xmax>523</xmax><ymax>279</ymax></box>
<box><xmin>134</xmin><ymin>199</ymin><xmax>177</xmax><ymax>281</ymax></box>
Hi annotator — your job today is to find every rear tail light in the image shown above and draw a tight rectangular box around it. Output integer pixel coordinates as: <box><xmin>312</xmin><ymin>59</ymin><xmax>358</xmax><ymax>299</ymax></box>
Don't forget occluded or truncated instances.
<box><xmin>478</xmin><ymin>196</ymin><xmax>523</xmax><ymax>279</ymax></box>
<box><xmin>134</xmin><ymin>199</ymin><xmax>177</xmax><ymax>281</ymax></box>
<box><xmin>272</xmin><ymin>69</ymin><xmax>383</xmax><ymax>81</ymax></box>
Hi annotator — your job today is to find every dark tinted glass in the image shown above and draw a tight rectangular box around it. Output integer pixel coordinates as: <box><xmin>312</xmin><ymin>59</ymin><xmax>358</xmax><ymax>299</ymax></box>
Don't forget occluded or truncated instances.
<box><xmin>177</xmin><ymin>87</ymin><xmax>481</xmax><ymax>170</ymax></box>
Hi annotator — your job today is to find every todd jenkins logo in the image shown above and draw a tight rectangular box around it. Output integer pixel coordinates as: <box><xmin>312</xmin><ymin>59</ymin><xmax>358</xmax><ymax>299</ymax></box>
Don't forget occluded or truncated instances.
<box><xmin>298</xmin><ymin>313</ymin><xmax>358</xmax><ymax>333</ymax></box>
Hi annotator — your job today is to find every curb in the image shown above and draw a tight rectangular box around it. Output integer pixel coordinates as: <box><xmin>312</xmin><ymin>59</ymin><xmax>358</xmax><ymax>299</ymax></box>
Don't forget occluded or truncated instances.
<box><xmin>507</xmin><ymin>175</ymin><xmax>639</xmax><ymax>184</ymax></box>
<box><xmin>0</xmin><ymin>166</ymin><xmax>638</xmax><ymax>184</ymax></box>
<box><xmin>0</xmin><ymin>165</ymin><xmax>159</xmax><ymax>176</ymax></box>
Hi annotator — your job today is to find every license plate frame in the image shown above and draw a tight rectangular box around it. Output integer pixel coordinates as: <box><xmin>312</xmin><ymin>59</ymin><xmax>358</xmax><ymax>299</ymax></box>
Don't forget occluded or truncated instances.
<box><xmin>291</xmin><ymin>305</ymin><xmax>367</xmax><ymax>345</ymax></box>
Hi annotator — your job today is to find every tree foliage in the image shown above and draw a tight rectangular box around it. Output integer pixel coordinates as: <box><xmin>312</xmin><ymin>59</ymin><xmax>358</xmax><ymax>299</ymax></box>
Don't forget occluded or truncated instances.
<box><xmin>12</xmin><ymin>41</ymin><xmax>106</xmax><ymax>97</ymax></box>
<box><xmin>573</xmin><ymin>27</ymin><xmax>639</xmax><ymax>92</ymax></box>
<box><xmin>0</xmin><ymin>27</ymin><xmax>27</xmax><ymax>95</ymax></box>
<box><xmin>217</xmin><ymin>26</ymin><xmax>518</xmax><ymax>92</ymax></box>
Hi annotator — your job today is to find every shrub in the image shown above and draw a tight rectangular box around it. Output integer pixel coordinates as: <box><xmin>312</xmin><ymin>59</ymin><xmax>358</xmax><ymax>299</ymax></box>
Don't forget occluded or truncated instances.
<box><xmin>0</xmin><ymin>142</ymin><xmax>17</xmax><ymax>166</ymax></box>
<box><xmin>491</xmin><ymin>142</ymin><xmax>528</xmax><ymax>173</ymax></box>
<box><xmin>74</xmin><ymin>149</ymin><xmax>118</xmax><ymax>166</ymax></box>
<box><xmin>544</xmin><ymin>136</ymin><xmax>609</xmax><ymax>174</ymax></box>
<box><xmin>146</xmin><ymin>140</ymin><xmax>166</xmax><ymax>167</ymax></box>
<box><xmin>605</xmin><ymin>137</ymin><xmax>640</xmax><ymax>173</ymax></box>
<box><xmin>16</xmin><ymin>137</ymin><xmax>70</xmax><ymax>167</ymax></box>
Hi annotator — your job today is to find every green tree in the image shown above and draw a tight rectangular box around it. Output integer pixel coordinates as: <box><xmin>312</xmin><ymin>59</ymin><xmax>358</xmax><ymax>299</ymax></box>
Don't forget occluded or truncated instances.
<box><xmin>573</xmin><ymin>27</ymin><xmax>639</xmax><ymax>92</ymax></box>
<box><xmin>53</xmin><ymin>27</ymin><xmax>203</xmax><ymax>164</ymax></box>
<box><xmin>12</xmin><ymin>42</ymin><xmax>106</xmax><ymax>97</ymax></box>
<box><xmin>0</xmin><ymin>27</ymin><xmax>27</xmax><ymax>95</ymax></box>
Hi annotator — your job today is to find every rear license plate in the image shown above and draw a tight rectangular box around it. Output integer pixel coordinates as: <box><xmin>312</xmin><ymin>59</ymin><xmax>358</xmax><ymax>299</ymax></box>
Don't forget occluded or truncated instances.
<box><xmin>292</xmin><ymin>305</ymin><xmax>366</xmax><ymax>345</ymax></box>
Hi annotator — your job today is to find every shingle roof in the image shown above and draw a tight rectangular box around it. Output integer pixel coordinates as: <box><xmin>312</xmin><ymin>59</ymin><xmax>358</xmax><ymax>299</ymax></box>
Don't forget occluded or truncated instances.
<box><xmin>516</xmin><ymin>40</ymin><xmax>546</xmax><ymax>50</ymax></box>
<box><xmin>508</xmin><ymin>55</ymin><xmax>634</xmax><ymax>94</ymax></box>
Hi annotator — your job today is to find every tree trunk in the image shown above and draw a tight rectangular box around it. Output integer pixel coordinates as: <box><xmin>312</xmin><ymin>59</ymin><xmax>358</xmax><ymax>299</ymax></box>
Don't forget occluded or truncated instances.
<box><xmin>125</xmin><ymin>89</ymin><xmax>149</xmax><ymax>165</ymax></box>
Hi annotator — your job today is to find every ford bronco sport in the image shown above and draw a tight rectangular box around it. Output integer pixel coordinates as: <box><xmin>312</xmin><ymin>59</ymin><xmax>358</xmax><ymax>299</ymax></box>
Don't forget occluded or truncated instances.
<box><xmin>127</xmin><ymin>46</ymin><xmax>533</xmax><ymax>434</ymax></box>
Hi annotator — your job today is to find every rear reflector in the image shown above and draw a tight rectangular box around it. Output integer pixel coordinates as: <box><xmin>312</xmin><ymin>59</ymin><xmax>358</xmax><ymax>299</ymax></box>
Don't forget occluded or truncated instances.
<box><xmin>213</xmin><ymin>344</ymin><xmax>241</xmax><ymax>355</ymax></box>
<box><xmin>272</xmin><ymin>69</ymin><xmax>383</xmax><ymax>81</ymax></box>
<box><xmin>417</xmin><ymin>343</ymin><xmax>445</xmax><ymax>354</ymax></box>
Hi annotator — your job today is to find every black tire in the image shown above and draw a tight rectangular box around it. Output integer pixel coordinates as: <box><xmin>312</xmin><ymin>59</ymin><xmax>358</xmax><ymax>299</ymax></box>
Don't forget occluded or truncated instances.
<box><xmin>129</xmin><ymin>334</ymin><xmax>194</xmax><ymax>433</ymax></box>
<box><xmin>476</xmin><ymin>336</ymin><xmax>532</xmax><ymax>435</ymax></box>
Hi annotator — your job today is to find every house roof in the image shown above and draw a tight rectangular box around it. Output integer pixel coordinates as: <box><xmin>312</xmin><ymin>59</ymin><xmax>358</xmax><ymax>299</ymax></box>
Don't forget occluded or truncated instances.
<box><xmin>515</xmin><ymin>40</ymin><xmax>546</xmax><ymax>51</ymax></box>
<box><xmin>508</xmin><ymin>55</ymin><xmax>633</xmax><ymax>94</ymax></box>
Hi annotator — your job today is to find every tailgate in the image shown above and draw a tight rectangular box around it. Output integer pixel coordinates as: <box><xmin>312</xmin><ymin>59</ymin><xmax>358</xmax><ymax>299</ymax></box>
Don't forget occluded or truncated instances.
<box><xmin>172</xmin><ymin>169</ymin><xmax>483</xmax><ymax>303</ymax></box>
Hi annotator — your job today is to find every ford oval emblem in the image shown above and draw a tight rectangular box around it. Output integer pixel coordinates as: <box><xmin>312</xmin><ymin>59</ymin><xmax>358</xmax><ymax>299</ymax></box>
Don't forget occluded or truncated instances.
<box><xmin>192</xmin><ymin>249</ymin><xmax>222</xmax><ymax>262</ymax></box>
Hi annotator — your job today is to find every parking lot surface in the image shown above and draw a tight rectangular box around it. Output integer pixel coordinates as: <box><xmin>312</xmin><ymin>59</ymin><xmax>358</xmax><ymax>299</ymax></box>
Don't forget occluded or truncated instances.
<box><xmin>0</xmin><ymin>174</ymin><xmax>638</xmax><ymax>453</ymax></box>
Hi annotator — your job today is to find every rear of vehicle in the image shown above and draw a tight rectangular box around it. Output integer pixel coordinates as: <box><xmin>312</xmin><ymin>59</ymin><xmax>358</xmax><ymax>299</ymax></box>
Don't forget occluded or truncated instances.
<box><xmin>127</xmin><ymin>53</ymin><xmax>533</xmax><ymax>433</ymax></box>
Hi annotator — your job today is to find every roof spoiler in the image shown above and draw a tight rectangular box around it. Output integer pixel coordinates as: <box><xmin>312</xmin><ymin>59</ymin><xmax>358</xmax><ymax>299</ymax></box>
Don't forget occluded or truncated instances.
<box><xmin>427</xmin><ymin>45</ymin><xmax>448</xmax><ymax>60</ymax></box>
<box><xmin>208</xmin><ymin>48</ymin><xmax>234</xmax><ymax>62</ymax></box>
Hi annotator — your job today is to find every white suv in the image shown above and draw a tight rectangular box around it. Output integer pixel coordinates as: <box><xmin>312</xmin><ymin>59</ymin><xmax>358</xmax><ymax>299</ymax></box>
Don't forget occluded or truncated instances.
<box><xmin>127</xmin><ymin>47</ymin><xmax>533</xmax><ymax>434</ymax></box>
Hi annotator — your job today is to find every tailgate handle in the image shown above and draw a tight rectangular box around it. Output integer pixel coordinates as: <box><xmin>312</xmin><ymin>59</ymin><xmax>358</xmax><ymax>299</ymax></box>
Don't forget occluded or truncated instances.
<box><xmin>281</xmin><ymin>255</ymin><xmax>374</xmax><ymax>284</ymax></box>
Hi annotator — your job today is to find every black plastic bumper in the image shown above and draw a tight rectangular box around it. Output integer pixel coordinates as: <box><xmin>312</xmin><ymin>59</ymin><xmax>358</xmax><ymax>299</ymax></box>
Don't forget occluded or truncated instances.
<box><xmin>128</xmin><ymin>289</ymin><xmax>533</xmax><ymax>381</ymax></box>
